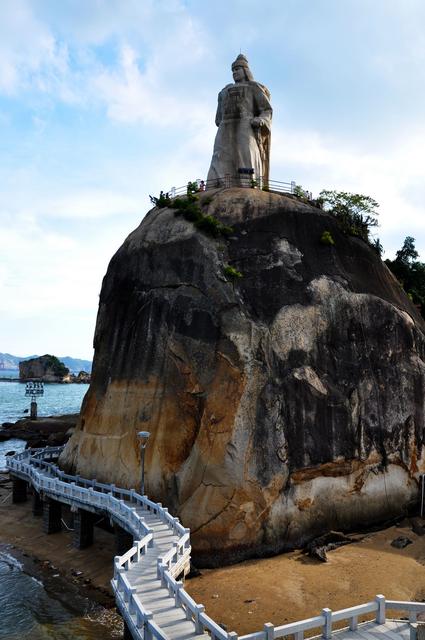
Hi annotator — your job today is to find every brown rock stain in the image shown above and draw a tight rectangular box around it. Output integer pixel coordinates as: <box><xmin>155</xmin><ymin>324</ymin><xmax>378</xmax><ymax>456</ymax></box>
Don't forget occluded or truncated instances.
<box><xmin>296</xmin><ymin>498</ymin><xmax>313</xmax><ymax>511</ymax></box>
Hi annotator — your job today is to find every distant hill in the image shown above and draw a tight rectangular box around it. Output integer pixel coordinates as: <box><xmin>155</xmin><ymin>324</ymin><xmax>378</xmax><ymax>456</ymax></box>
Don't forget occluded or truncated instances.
<box><xmin>59</xmin><ymin>356</ymin><xmax>92</xmax><ymax>374</ymax></box>
<box><xmin>0</xmin><ymin>352</ymin><xmax>92</xmax><ymax>373</ymax></box>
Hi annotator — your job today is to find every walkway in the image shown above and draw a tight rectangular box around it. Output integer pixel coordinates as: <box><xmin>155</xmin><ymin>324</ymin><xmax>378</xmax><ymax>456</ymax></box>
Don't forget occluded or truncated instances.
<box><xmin>7</xmin><ymin>446</ymin><xmax>425</xmax><ymax>640</ymax></box>
<box><xmin>328</xmin><ymin>620</ymin><xmax>410</xmax><ymax>640</ymax></box>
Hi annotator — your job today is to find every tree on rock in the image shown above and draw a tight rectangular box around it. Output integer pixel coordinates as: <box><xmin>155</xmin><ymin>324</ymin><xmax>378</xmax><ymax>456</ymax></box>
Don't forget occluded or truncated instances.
<box><xmin>385</xmin><ymin>236</ymin><xmax>425</xmax><ymax>318</ymax></box>
<box><xmin>319</xmin><ymin>190</ymin><xmax>380</xmax><ymax>245</ymax></box>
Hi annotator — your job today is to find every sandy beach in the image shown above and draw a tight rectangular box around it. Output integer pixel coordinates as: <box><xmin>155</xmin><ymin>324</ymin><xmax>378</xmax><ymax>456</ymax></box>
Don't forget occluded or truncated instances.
<box><xmin>0</xmin><ymin>474</ymin><xmax>114</xmax><ymax>600</ymax></box>
<box><xmin>186</xmin><ymin>523</ymin><xmax>425</xmax><ymax>635</ymax></box>
<box><xmin>1</xmin><ymin>471</ymin><xmax>425</xmax><ymax>637</ymax></box>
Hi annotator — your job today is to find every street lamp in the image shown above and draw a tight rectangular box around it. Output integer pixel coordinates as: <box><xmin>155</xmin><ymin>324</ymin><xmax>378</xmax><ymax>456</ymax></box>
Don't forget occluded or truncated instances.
<box><xmin>137</xmin><ymin>431</ymin><xmax>150</xmax><ymax>496</ymax></box>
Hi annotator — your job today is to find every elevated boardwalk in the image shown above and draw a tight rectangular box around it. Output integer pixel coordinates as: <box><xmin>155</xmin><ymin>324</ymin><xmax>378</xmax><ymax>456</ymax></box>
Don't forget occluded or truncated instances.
<box><xmin>7</xmin><ymin>447</ymin><xmax>425</xmax><ymax>640</ymax></box>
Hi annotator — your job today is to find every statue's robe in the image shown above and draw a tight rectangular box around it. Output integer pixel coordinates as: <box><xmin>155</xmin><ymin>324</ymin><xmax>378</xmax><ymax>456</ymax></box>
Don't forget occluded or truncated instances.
<box><xmin>207</xmin><ymin>80</ymin><xmax>272</xmax><ymax>187</ymax></box>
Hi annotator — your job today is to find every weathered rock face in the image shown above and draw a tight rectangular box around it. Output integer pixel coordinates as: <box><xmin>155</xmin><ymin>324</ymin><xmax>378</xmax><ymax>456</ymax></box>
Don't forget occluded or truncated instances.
<box><xmin>61</xmin><ymin>188</ymin><xmax>425</xmax><ymax>566</ymax></box>
<box><xmin>19</xmin><ymin>354</ymin><xmax>69</xmax><ymax>382</ymax></box>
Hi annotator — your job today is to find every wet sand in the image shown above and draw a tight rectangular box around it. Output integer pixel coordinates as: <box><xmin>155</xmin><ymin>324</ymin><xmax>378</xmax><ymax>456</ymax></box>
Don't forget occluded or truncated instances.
<box><xmin>0</xmin><ymin>474</ymin><xmax>114</xmax><ymax>603</ymax></box>
<box><xmin>2</xmin><ymin>472</ymin><xmax>425</xmax><ymax>637</ymax></box>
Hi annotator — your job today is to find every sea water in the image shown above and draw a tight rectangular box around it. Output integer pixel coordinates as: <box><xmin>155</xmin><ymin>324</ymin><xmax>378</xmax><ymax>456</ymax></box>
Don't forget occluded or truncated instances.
<box><xmin>0</xmin><ymin>378</ymin><xmax>122</xmax><ymax>639</ymax></box>
<box><xmin>0</xmin><ymin>551</ymin><xmax>120</xmax><ymax>639</ymax></box>
<box><xmin>0</xmin><ymin>378</ymin><xmax>89</xmax><ymax>424</ymax></box>
<box><xmin>0</xmin><ymin>378</ymin><xmax>88</xmax><ymax>468</ymax></box>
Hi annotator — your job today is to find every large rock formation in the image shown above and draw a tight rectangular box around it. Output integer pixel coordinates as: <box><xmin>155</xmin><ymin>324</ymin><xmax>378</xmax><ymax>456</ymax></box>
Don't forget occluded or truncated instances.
<box><xmin>61</xmin><ymin>188</ymin><xmax>425</xmax><ymax>566</ymax></box>
<box><xmin>19</xmin><ymin>354</ymin><xmax>69</xmax><ymax>382</ymax></box>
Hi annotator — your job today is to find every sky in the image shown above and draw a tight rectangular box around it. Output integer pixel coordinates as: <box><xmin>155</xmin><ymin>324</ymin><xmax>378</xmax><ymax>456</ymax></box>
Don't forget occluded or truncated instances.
<box><xmin>1</xmin><ymin>0</ymin><xmax>425</xmax><ymax>361</ymax></box>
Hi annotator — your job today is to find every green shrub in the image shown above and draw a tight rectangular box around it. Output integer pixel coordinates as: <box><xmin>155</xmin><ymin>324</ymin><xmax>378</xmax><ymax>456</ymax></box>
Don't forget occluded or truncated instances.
<box><xmin>171</xmin><ymin>195</ymin><xmax>233</xmax><ymax>238</ymax></box>
<box><xmin>151</xmin><ymin>181</ymin><xmax>233</xmax><ymax>239</ymax></box>
<box><xmin>318</xmin><ymin>190</ymin><xmax>379</xmax><ymax>243</ymax></box>
<box><xmin>220</xmin><ymin>224</ymin><xmax>234</xmax><ymax>236</ymax></box>
<box><xmin>44</xmin><ymin>354</ymin><xmax>69</xmax><ymax>378</ymax></box>
<box><xmin>187</xmin><ymin>181</ymin><xmax>199</xmax><ymax>195</ymax></box>
<box><xmin>372</xmin><ymin>238</ymin><xmax>383</xmax><ymax>256</ymax></box>
<box><xmin>224</xmin><ymin>265</ymin><xmax>243</xmax><ymax>280</ymax></box>
<box><xmin>195</xmin><ymin>215</ymin><xmax>222</xmax><ymax>237</ymax></box>
<box><xmin>149</xmin><ymin>191</ymin><xmax>171</xmax><ymax>208</ymax></box>
<box><xmin>294</xmin><ymin>184</ymin><xmax>307</xmax><ymax>198</ymax></box>
<box><xmin>320</xmin><ymin>230</ymin><xmax>335</xmax><ymax>246</ymax></box>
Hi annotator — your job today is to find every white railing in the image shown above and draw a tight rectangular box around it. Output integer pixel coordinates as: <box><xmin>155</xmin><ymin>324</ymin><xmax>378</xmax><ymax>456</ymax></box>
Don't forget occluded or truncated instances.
<box><xmin>7</xmin><ymin>448</ymin><xmax>425</xmax><ymax>640</ymax></box>
<box><xmin>166</xmin><ymin>177</ymin><xmax>296</xmax><ymax>197</ymax></box>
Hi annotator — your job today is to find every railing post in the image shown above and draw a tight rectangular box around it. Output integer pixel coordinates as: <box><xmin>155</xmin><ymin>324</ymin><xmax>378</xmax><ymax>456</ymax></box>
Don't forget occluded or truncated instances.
<box><xmin>322</xmin><ymin>608</ymin><xmax>332</xmax><ymax>640</ymax></box>
<box><xmin>194</xmin><ymin>604</ymin><xmax>205</xmax><ymax>634</ymax></box>
<box><xmin>160</xmin><ymin>563</ymin><xmax>167</xmax><ymax>587</ymax></box>
<box><xmin>349</xmin><ymin>615</ymin><xmax>358</xmax><ymax>632</ymax></box>
<box><xmin>144</xmin><ymin>613</ymin><xmax>154</xmax><ymax>640</ymax></box>
<box><xmin>228</xmin><ymin>633</ymin><xmax>238</xmax><ymax>640</ymax></box>
<box><xmin>157</xmin><ymin>557</ymin><xmax>163</xmax><ymax>579</ymax></box>
<box><xmin>128</xmin><ymin>586</ymin><xmax>137</xmax><ymax>614</ymax></box>
<box><xmin>113</xmin><ymin>556</ymin><xmax>121</xmax><ymax>580</ymax></box>
<box><xmin>175</xmin><ymin>581</ymin><xmax>183</xmax><ymax>606</ymax></box>
<box><xmin>264</xmin><ymin>622</ymin><xmax>275</xmax><ymax>640</ymax></box>
<box><xmin>375</xmin><ymin>595</ymin><xmax>386</xmax><ymax>624</ymax></box>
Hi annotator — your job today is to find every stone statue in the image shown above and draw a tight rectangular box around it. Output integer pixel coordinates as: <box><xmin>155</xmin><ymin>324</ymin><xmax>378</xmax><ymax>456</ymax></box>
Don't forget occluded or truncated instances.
<box><xmin>207</xmin><ymin>54</ymin><xmax>272</xmax><ymax>187</ymax></box>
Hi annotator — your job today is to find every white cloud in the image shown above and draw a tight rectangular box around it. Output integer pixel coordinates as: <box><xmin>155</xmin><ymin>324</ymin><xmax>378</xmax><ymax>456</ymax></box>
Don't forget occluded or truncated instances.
<box><xmin>0</xmin><ymin>0</ymin><xmax>213</xmax><ymax>125</ymax></box>
<box><xmin>0</xmin><ymin>0</ymin><xmax>70</xmax><ymax>95</ymax></box>
<box><xmin>2</xmin><ymin>0</ymin><xmax>425</xmax><ymax>359</ymax></box>
<box><xmin>46</xmin><ymin>189</ymin><xmax>143</xmax><ymax>219</ymax></box>
<box><xmin>271</xmin><ymin>124</ymin><xmax>425</xmax><ymax>257</ymax></box>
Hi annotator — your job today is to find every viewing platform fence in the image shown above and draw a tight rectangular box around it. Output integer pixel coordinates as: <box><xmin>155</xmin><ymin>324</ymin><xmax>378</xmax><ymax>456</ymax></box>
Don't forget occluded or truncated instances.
<box><xmin>165</xmin><ymin>177</ymin><xmax>312</xmax><ymax>199</ymax></box>
<box><xmin>7</xmin><ymin>447</ymin><xmax>425</xmax><ymax>640</ymax></box>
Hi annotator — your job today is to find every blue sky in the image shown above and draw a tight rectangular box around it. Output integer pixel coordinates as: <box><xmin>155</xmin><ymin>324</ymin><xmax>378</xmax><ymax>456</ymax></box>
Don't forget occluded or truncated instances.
<box><xmin>1</xmin><ymin>0</ymin><xmax>425</xmax><ymax>360</ymax></box>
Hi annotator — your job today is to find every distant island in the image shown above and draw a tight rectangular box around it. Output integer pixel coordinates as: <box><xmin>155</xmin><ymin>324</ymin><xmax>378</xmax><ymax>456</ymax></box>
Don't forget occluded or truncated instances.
<box><xmin>19</xmin><ymin>354</ymin><xmax>91</xmax><ymax>384</ymax></box>
<box><xmin>0</xmin><ymin>352</ymin><xmax>92</xmax><ymax>374</ymax></box>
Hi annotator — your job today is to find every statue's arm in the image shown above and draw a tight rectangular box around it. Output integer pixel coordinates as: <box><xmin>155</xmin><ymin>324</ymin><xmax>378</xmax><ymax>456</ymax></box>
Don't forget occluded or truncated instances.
<box><xmin>251</xmin><ymin>84</ymin><xmax>273</xmax><ymax>130</ymax></box>
<box><xmin>215</xmin><ymin>90</ymin><xmax>223</xmax><ymax>127</ymax></box>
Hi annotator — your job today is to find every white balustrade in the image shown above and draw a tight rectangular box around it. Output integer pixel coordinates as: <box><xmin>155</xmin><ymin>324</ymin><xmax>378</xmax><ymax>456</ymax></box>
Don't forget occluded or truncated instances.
<box><xmin>7</xmin><ymin>447</ymin><xmax>424</xmax><ymax>640</ymax></box>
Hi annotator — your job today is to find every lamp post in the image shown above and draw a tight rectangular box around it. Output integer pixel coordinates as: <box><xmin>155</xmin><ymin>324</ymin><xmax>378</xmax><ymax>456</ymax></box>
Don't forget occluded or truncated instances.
<box><xmin>137</xmin><ymin>431</ymin><xmax>150</xmax><ymax>496</ymax></box>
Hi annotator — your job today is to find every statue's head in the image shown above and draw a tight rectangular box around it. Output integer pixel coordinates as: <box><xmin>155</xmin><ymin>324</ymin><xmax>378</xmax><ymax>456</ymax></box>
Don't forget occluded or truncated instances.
<box><xmin>232</xmin><ymin>54</ymin><xmax>254</xmax><ymax>83</ymax></box>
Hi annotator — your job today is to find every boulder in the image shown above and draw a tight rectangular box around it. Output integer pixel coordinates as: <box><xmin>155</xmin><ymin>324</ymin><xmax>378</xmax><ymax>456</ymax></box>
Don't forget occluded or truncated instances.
<box><xmin>60</xmin><ymin>188</ymin><xmax>425</xmax><ymax>566</ymax></box>
<box><xmin>1</xmin><ymin>414</ymin><xmax>79</xmax><ymax>448</ymax></box>
<box><xmin>19</xmin><ymin>355</ymin><xmax>69</xmax><ymax>382</ymax></box>
<box><xmin>390</xmin><ymin>536</ymin><xmax>413</xmax><ymax>549</ymax></box>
